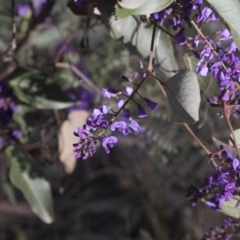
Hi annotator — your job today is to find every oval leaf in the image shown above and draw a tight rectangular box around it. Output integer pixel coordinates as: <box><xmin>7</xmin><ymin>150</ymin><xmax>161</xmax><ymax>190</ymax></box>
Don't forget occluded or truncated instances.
<box><xmin>183</xmin><ymin>53</ymin><xmax>212</xmax><ymax>93</ymax></box>
<box><xmin>229</xmin><ymin>129</ymin><xmax>240</xmax><ymax>145</ymax></box>
<box><xmin>110</xmin><ymin>16</ymin><xmax>178</xmax><ymax>76</ymax></box>
<box><xmin>229</xmin><ymin>129</ymin><xmax>240</xmax><ymax>155</ymax></box>
<box><xmin>220</xmin><ymin>196</ymin><xmax>240</xmax><ymax>218</ymax></box>
<box><xmin>116</xmin><ymin>0</ymin><xmax>173</xmax><ymax>19</ymax></box>
<box><xmin>163</xmin><ymin>70</ymin><xmax>200</xmax><ymax>124</ymax></box>
<box><xmin>59</xmin><ymin>110</ymin><xmax>89</xmax><ymax>174</ymax></box>
<box><xmin>118</xmin><ymin>0</ymin><xmax>148</xmax><ymax>9</ymax></box>
<box><xmin>7</xmin><ymin>68</ymin><xmax>77</xmax><ymax>110</ymax></box>
<box><xmin>206</xmin><ymin>0</ymin><xmax>240</xmax><ymax>49</ymax></box>
<box><xmin>6</xmin><ymin>146</ymin><xmax>54</xmax><ymax>224</ymax></box>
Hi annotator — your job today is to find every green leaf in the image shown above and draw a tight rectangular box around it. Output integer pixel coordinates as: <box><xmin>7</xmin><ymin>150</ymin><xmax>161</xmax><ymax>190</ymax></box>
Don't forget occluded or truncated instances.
<box><xmin>220</xmin><ymin>196</ymin><xmax>240</xmax><ymax>218</ymax></box>
<box><xmin>13</xmin><ymin>105</ymin><xmax>37</xmax><ymax>143</ymax></box>
<box><xmin>228</xmin><ymin>129</ymin><xmax>240</xmax><ymax>155</ymax></box>
<box><xmin>6</xmin><ymin>146</ymin><xmax>54</xmax><ymax>224</ymax></box>
<box><xmin>116</xmin><ymin>0</ymin><xmax>173</xmax><ymax>18</ymax></box>
<box><xmin>212</xmin><ymin>136</ymin><xmax>227</xmax><ymax>149</ymax></box>
<box><xmin>163</xmin><ymin>70</ymin><xmax>201</xmax><ymax>124</ymax></box>
<box><xmin>206</xmin><ymin>0</ymin><xmax>240</xmax><ymax>49</ymax></box>
<box><xmin>229</xmin><ymin>129</ymin><xmax>240</xmax><ymax>145</ymax></box>
<box><xmin>139</xmin><ymin>229</ymin><xmax>155</xmax><ymax>240</ymax></box>
<box><xmin>212</xmin><ymin>136</ymin><xmax>238</xmax><ymax>156</ymax></box>
<box><xmin>183</xmin><ymin>53</ymin><xmax>212</xmax><ymax>93</ymax></box>
<box><xmin>110</xmin><ymin>16</ymin><xmax>178</xmax><ymax>76</ymax></box>
<box><xmin>32</xmin><ymin>27</ymin><xmax>67</xmax><ymax>48</ymax></box>
<box><xmin>118</xmin><ymin>0</ymin><xmax>148</xmax><ymax>9</ymax></box>
<box><xmin>7</xmin><ymin>68</ymin><xmax>77</xmax><ymax>110</ymax></box>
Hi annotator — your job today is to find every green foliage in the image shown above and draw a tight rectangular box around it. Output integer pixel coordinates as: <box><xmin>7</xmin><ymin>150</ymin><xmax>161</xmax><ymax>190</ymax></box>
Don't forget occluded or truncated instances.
<box><xmin>7</xmin><ymin>68</ymin><xmax>77</xmax><ymax>109</ymax></box>
<box><xmin>140</xmin><ymin>229</ymin><xmax>155</xmax><ymax>240</ymax></box>
<box><xmin>6</xmin><ymin>146</ymin><xmax>54</xmax><ymax>224</ymax></box>
<box><xmin>13</xmin><ymin>105</ymin><xmax>37</xmax><ymax>143</ymax></box>
<box><xmin>32</xmin><ymin>26</ymin><xmax>71</xmax><ymax>48</ymax></box>
<box><xmin>206</xmin><ymin>0</ymin><xmax>240</xmax><ymax>49</ymax></box>
<box><xmin>163</xmin><ymin>70</ymin><xmax>200</xmax><ymax>124</ymax></box>
<box><xmin>118</xmin><ymin>0</ymin><xmax>148</xmax><ymax>9</ymax></box>
<box><xmin>110</xmin><ymin>16</ymin><xmax>178</xmax><ymax>76</ymax></box>
<box><xmin>219</xmin><ymin>196</ymin><xmax>240</xmax><ymax>218</ymax></box>
<box><xmin>229</xmin><ymin>129</ymin><xmax>240</xmax><ymax>146</ymax></box>
<box><xmin>212</xmin><ymin>136</ymin><xmax>240</xmax><ymax>159</ymax></box>
<box><xmin>115</xmin><ymin>0</ymin><xmax>173</xmax><ymax>19</ymax></box>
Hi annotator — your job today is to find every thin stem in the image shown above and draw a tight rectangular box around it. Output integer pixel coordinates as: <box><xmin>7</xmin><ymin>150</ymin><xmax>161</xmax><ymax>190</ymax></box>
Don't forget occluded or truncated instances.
<box><xmin>183</xmin><ymin>124</ymin><xmax>211</xmax><ymax>155</ymax></box>
<box><xmin>148</xmin><ymin>20</ymin><xmax>157</xmax><ymax>72</ymax></box>
<box><xmin>55</xmin><ymin>62</ymin><xmax>101</xmax><ymax>96</ymax></box>
<box><xmin>109</xmin><ymin>73</ymin><xmax>149</xmax><ymax>125</ymax></box>
<box><xmin>11</xmin><ymin>0</ymin><xmax>16</xmax><ymax>51</ymax></box>
<box><xmin>154</xmin><ymin>74</ymin><xmax>212</xmax><ymax>156</ymax></box>
<box><xmin>190</xmin><ymin>20</ymin><xmax>230</xmax><ymax>75</ymax></box>
<box><xmin>96</xmin><ymin>73</ymin><xmax>149</xmax><ymax>139</ymax></box>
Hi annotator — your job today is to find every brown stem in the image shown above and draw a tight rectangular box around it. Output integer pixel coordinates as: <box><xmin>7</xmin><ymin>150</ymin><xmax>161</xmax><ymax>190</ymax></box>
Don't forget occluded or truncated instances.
<box><xmin>55</xmin><ymin>62</ymin><xmax>101</xmax><ymax>96</ymax></box>
<box><xmin>0</xmin><ymin>0</ymin><xmax>56</xmax><ymax>79</ymax></box>
<box><xmin>183</xmin><ymin>123</ymin><xmax>211</xmax><ymax>155</ymax></box>
<box><xmin>154</xmin><ymin>74</ymin><xmax>212</xmax><ymax>156</ymax></box>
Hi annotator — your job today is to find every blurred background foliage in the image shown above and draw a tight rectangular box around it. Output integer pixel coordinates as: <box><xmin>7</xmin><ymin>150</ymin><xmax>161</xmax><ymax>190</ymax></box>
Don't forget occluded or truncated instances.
<box><xmin>0</xmin><ymin>0</ymin><xmax>238</xmax><ymax>239</ymax></box>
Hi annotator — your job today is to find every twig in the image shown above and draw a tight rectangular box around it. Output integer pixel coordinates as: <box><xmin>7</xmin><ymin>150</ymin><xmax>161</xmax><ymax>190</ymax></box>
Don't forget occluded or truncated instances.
<box><xmin>0</xmin><ymin>0</ymin><xmax>56</xmax><ymax>79</ymax></box>
<box><xmin>11</xmin><ymin>0</ymin><xmax>17</xmax><ymax>51</ymax></box>
<box><xmin>153</xmin><ymin>71</ymin><xmax>212</xmax><ymax>156</ymax></box>
<box><xmin>148</xmin><ymin>20</ymin><xmax>157</xmax><ymax>72</ymax></box>
<box><xmin>55</xmin><ymin>62</ymin><xmax>102</xmax><ymax>96</ymax></box>
<box><xmin>183</xmin><ymin>124</ymin><xmax>211</xmax><ymax>155</ymax></box>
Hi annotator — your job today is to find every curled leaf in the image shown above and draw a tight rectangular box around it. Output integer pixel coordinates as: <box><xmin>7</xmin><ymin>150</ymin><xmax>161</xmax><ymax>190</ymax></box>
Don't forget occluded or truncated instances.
<box><xmin>163</xmin><ymin>70</ymin><xmax>200</xmax><ymax>124</ymax></box>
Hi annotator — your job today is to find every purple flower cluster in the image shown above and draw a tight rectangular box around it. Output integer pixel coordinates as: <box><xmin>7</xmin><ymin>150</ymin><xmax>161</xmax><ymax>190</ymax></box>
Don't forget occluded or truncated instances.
<box><xmin>208</xmin><ymin>91</ymin><xmax>240</xmax><ymax>118</ymax></box>
<box><xmin>73</xmin><ymin>72</ymin><xmax>159</xmax><ymax>159</ymax></box>
<box><xmin>203</xmin><ymin>218</ymin><xmax>240</xmax><ymax>240</ymax></box>
<box><xmin>154</xmin><ymin>0</ymin><xmax>202</xmax><ymax>29</ymax></box>
<box><xmin>154</xmin><ymin>0</ymin><xmax>240</xmax><ymax>107</ymax></box>
<box><xmin>154</xmin><ymin>1</ymin><xmax>240</xmax><ymax>237</ymax></box>
<box><xmin>0</xmin><ymin>80</ymin><xmax>20</xmax><ymax>149</ymax></box>
<box><xmin>187</xmin><ymin>148</ymin><xmax>240</xmax><ymax>211</ymax></box>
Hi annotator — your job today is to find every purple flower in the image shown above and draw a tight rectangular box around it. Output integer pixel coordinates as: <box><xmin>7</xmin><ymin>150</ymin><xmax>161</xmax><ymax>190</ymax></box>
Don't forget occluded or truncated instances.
<box><xmin>205</xmin><ymin>195</ymin><xmax>224</xmax><ymax>211</ymax></box>
<box><xmin>117</xmin><ymin>99</ymin><xmax>125</xmax><ymax>108</ymax></box>
<box><xmin>197</xmin><ymin>7</ymin><xmax>218</xmax><ymax>23</ymax></box>
<box><xmin>137</xmin><ymin>104</ymin><xmax>147</xmax><ymax>118</ymax></box>
<box><xmin>102</xmin><ymin>88</ymin><xmax>119</xmax><ymax>99</ymax></box>
<box><xmin>111</xmin><ymin>121</ymin><xmax>128</xmax><ymax>135</ymax></box>
<box><xmin>12</xmin><ymin>130</ymin><xmax>21</xmax><ymax>139</ymax></box>
<box><xmin>196</xmin><ymin>64</ymin><xmax>208</xmax><ymax>76</ymax></box>
<box><xmin>129</xmin><ymin>119</ymin><xmax>141</xmax><ymax>132</ymax></box>
<box><xmin>224</xmin><ymin>183</ymin><xmax>235</xmax><ymax>192</ymax></box>
<box><xmin>120</xmin><ymin>74</ymin><xmax>129</xmax><ymax>81</ymax></box>
<box><xmin>126</xmin><ymin>86</ymin><xmax>133</xmax><ymax>96</ymax></box>
<box><xmin>174</xmin><ymin>28</ymin><xmax>187</xmax><ymax>45</ymax></box>
<box><xmin>143</xmin><ymin>98</ymin><xmax>159</xmax><ymax>110</ymax></box>
<box><xmin>15</xmin><ymin>4</ymin><xmax>30</xmax><ymax>17</ymax></box>
<box><xmin>233</xmin><ymin>158</ymin><xmax>239</xmax><ymax>170</ymax></box>
<box><xmin>133</xmin><ymin>72</ymin><xmax>138</xmax><ymax>79</ymax></box>
<box><xmin>65</xmin><ymin>86</ymin><xmax>95</xmax><ymax>113</ymax></box>
<box><xmin>99</xmin><ymin>105</ymin><xmax>111</xmax><ymax>114</ymax></box>
<box><xmin>102</xmin><ymin>136</ymin><xmax>118</xmax><ymax>154</ymax></box>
